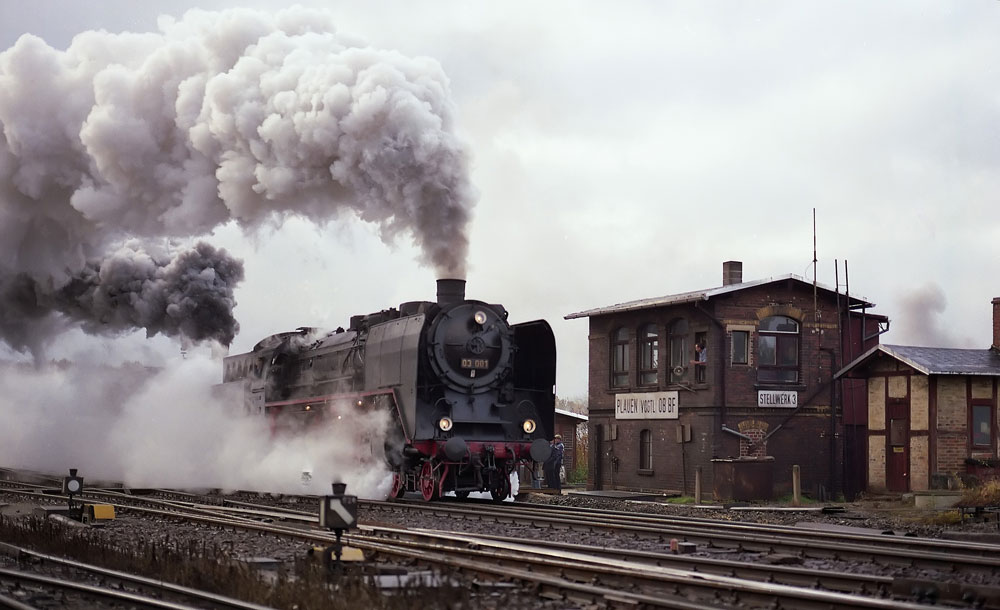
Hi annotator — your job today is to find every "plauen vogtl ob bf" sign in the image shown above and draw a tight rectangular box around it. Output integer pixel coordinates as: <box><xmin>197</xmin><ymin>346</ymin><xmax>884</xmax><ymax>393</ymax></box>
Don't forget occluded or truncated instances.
<box><xmin>614</xmin><ymin>391</ymin><xmax>679</xmax><ymax>420</ymax></box>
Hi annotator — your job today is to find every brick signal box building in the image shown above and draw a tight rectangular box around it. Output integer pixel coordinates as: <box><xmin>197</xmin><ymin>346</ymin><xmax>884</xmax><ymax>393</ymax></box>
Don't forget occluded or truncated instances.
<box><xmin>566</xmin><ymin>261</ymin><xmax>887</xmax><ymax>500</ymax></box>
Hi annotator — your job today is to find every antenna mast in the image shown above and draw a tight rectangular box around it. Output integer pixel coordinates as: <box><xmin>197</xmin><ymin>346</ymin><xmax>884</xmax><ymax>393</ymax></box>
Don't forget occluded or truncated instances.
<box><xmin>813</xmin><ymin>208</ymin><xmax>818</xmax><ymax>320</ymax></box>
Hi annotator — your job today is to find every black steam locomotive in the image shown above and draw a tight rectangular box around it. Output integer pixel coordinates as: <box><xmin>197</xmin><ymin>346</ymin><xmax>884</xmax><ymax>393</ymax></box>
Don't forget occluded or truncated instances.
<box><xmin>221</xmin><ymin>280</ymin><xmax>556</xmax><ymax>501</ymax></box>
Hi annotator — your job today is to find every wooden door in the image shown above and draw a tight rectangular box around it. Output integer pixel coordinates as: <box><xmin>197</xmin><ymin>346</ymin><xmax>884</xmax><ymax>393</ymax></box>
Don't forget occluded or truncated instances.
<box><xmin>593</xmin><ymin>424</ymin><xmax>604</xmax><ymax>490</ymax></box>
<box><xmin>886</xmin><ymin>397</ymin><xmax>909</xmax><ymax>492</ymax></box>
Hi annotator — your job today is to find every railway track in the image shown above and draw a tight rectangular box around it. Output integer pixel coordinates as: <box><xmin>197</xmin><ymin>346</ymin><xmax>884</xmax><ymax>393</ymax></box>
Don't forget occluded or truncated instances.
<box><xmin>3</xmin><ymin>476</ymin><xmax>998</xmax><ymax>608</ymax></box>
<box><xmin>366</xmin><ymin>497</ymin><xmax>1000</xmax><ymax>573</ymax></box>
<box><xmin>128</xmin><ymin>495</ymin><xmax>1000</xmax><ymax>609</ymax></box>
<box><xmin>0</xmin><ymin>542</ymin><xmax>272</xmax><ymax>609</ymax></box>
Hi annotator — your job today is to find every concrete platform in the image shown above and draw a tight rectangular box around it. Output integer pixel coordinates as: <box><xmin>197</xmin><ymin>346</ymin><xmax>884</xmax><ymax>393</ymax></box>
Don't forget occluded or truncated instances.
<box><xmin>567</xmin><ymin>489</ymin><xmax>680</xmax><ymax>501</ymax></box>
<box><xmin>909</xmin><ymin>491</ymin><xmax>963</xmax><ymax>509</ymax></box>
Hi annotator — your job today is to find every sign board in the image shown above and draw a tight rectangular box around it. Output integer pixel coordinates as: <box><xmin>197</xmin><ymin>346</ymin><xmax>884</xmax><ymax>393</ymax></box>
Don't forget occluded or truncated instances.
<box><xmin>319</xmin><ymin>495</ymin><xmax>358</xmax><ymax>529</ymax></box>
<box><xmin>757</xmin><ymin>390</ymin><xmax>798</xmax><ymax>408</ymax></box>
<box><xmin>615</xmin><ymin>391</ymin><xmax>679</xmax><ymax>420</ymax></box>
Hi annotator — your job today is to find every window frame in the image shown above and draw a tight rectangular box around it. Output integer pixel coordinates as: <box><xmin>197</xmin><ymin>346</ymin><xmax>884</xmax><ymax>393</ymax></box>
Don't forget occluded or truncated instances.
<box><xmin>970</xmin><ymin>400</ymin><xmax>995</xmax><ymax>450</ymax></box>
<box><xmin>693</xmin><ymin>331</ymin><xmax>707</xmax><ymax>383</ymax></box>
<box><xmin>668</xmin><ymin>318</ymin><xmax>689</xmax><ymax>383</ymax></box>
<box><xmin>638</xmin><ymin>323</ymin><xmax>659</xmax><ymax>386</ymax></box>
<box><xmin>757</xmin><ymin>315</ymin><xmax>800</xmax><ymax>384</ymax></box>
<box><xmin>639</xmin><ymin>428</ymin><xmax>653</xmax><ymax>473</ymax></box>
<box><xmin>610</xmin><ymin>327</ymin><xmax>630</xmax><ymax>388</ymax></box>
<box><xmin>731</xmin><ymin>330</ymin><xmax>749</xmax><ymax>365</ymax></box>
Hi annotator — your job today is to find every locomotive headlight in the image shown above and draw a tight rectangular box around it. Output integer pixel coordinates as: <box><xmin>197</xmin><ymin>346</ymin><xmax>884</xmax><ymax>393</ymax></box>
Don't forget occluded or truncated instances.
<box><xmin>438</xmin><ymin>417</ymin><xmax>454</xmax><ymax>432</ymax></box>
<box><xmin>522</xmin><ymin>419</ymin><xmax>537</xmax><ymax>434</ymax></box>
<box><xmin>473</xmin><ymin>310</ymin><xmax>488</xmax><ymax>325</ymax></box>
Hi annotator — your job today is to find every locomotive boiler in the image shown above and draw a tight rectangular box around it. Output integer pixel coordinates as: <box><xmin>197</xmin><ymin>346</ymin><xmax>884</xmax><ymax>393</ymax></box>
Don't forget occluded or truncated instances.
<box><xmin>221</xmin><ymin>279</ymin><xmax>556</xmax><ymax>501</ymax></box>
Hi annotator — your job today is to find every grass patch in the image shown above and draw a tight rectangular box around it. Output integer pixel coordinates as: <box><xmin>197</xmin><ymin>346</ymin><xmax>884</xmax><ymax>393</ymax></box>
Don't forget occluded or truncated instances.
<box><xmin>917</xmin><ymin>510</ymin><xmax>964</xmax><ymax>526</ymax></box>
<box><xmin>959</xmin><ymin>479</ymin><xmax>1000</xmax><ymax>508</ymax></box>
<box><xmin>665</xmin><ymin>496</ymin><xmax>697</xmax><ymax>505</ymax></box>
<box><xmin>567</xmin><ymin>465</ymin><xmax>588</xmax><ymax>485</ymax></box>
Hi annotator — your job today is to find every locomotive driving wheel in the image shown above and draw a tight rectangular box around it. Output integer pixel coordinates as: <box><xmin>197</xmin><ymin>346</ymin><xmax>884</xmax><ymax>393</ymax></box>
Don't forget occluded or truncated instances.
<box><xmin>390</xmin><ymin>471</ymin><xmax>407</xmax><ymax>499</ymax></box>
<box><xmin>419</xmin><ymin>461</ymin><xmax>440</xmax><ymax>501</ymax></box>
<box><xmin>488</xmin><ymin>470</ymin><xmax>511</xmax><ymax>503</ymax></box>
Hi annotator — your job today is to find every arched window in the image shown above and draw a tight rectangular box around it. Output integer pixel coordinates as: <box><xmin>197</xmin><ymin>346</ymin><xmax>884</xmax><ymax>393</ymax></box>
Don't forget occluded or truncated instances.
<box><xmin>639</xmin><ymin>429</ymin><xmax>653</xmax><ymax>471</ymax></box>
<box><xmin>611</xmin><ymin>327</ymin><xmax>629</xmax><ymax>388</ymax></box>
<box><xmin>638</xmin><ymin>324</ymin><xmax>659</xmax><ymax>386</ymax></box>
<box><xmin>758</xmin><ymin>315</ymin><xmax>799</xmax><ymax>383</ymax></box>
<box><xmin>668</xmin><ymin>318</ymin><xmax>689</xmax><ymax>383</ymax></box>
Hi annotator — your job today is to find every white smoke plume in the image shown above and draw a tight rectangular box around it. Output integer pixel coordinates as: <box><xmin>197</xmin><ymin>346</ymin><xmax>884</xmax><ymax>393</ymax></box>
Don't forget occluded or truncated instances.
<box><xmin>0</xmin><ymin>7</ymin><xmax>475</xmax><ymax>358</ymax></box>
<box><xmin>0</xmin><ymin>354</ymin><xmax>393</xmax><ymax>497</ymax></box>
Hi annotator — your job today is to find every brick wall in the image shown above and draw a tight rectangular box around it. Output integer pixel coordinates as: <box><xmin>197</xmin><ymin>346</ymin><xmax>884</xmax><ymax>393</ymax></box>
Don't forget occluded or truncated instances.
<box><xmin>738</xmin><ymin>419</ymin><xmax>769</xmax><ymax>457</ymax></box>
<box><xmin>971</xmin><ymin>378</ymin><xmax>992</xmax><ymax>399</ymax></box>
<box><xmin>869</xmin><ymin>435</ymin><xmax>886</xmax><ymax>490</ymax></box>
<box><xmin>888</xmin><ymin>375</ymin><xmax>907</xmax><ymax>399</ymax></box>
<box><xmin>583</xmin><ymin>279</ymin><xmax>849</xmax><ymax>497</ymax></box>
<box><xmin>868</xmin><ymin>377</ymin><xmax>885</xmax><ymax>431</ymax></box>
<box><xmin>936</xmin><ymin>378</ymin><xmax>967</xmax><ymax>473</ymax></box>
<box><xmin>587</xmin><ymin>410</ymin><xmax>834</xmax><ymax>496</ymax></box>
<box><xmin>588</xmin><ymin>412</ymin><xmax>717</xmax><ymax>494</ymax></box>
<box><xmin>910</xmin><ymin>435</ymin><xmax>929</xmax><ymax>491</ymax></box>
<box><xmin>911</xmin><ymin>376</ymin><xmax>929</xmax><ymax>431</ymax></box>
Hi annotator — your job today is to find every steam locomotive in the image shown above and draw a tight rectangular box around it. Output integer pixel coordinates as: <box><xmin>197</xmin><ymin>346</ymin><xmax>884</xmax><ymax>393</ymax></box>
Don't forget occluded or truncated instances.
<box><xmin>220</xmin><ymin>279</ymin><xmax>556</xmax><ymax>501</ymax></box>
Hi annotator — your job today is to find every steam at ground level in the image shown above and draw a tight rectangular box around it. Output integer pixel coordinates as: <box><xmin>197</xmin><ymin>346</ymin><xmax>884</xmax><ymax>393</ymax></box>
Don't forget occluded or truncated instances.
<box><xmin>0</xmin><ymin>351</ymin><xmax>392</xmax><ymax>498</ymax></box>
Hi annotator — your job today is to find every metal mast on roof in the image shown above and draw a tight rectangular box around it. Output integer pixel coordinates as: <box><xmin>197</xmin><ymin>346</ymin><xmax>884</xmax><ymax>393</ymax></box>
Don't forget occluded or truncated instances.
<box><xmin>813</xmin><ymin>208</ymin><xmax>818</xmax><ymax>321</ymax></box>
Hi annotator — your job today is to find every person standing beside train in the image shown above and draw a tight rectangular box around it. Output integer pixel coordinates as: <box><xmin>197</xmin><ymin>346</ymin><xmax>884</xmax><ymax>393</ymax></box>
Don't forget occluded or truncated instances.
<box><xmin>546</xmin><ymin>434</ymin><xmax>565</xmax><ymax>493</ymax></box>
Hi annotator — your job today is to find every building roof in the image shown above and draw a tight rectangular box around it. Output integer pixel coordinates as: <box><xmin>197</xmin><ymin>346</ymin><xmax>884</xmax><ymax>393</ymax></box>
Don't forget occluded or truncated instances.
<box><xmin>555</xmin><ymin>408</ymin><xmax>588</xmax><ymax>422</ymax></box>
<box><xmin>565</xmin><ymin>274</ymin><xmax>874</xmax><ymax>320</ymax></box>
<box><xmin>835</xmin><ymin>344</ymin><xmax>1000</xmax><ymax>379</ymax></box>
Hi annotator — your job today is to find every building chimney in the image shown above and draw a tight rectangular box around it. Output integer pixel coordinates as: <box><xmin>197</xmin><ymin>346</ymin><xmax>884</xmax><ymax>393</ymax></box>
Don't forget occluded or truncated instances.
<box><xmin>722</xmin><ymin>261</ymin><xmax>743</xmax><ymax>286</ymax></box>
<box><xmin>992</xmin><ymin>297</ymin><xmax>1000</xmax><ymax>351</ymax></box>
<box><xmin>436</xmin><ymin>279</ymin><xmax>467</xmax><ymax>305</ymax></box>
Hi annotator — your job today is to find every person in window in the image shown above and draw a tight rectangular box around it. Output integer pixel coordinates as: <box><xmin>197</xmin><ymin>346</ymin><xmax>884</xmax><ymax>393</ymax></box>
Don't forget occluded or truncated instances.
<box><xmin>691</xmin><ymin>341</ymin><xmax>707</xmax><ymax>366</ymax></box>
<box><xmin>692</xmin><ymin>341</ymin><xmax>707</xmax><ymax>382</ymax></box>
<box><xmin>545</xmin><ymin>435</ymin><xmax>565</xmax><ymax>493</ymax></box>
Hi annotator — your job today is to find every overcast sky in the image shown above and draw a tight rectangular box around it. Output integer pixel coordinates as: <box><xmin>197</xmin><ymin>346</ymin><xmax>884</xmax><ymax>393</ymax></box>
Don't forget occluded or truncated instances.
<box><xmin>1</xmin><ymin>0</ymin><xmax>997</xmax><ymax>399</ymax></box>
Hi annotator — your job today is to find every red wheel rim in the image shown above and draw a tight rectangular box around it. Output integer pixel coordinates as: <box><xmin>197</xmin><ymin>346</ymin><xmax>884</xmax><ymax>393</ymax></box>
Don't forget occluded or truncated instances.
<box><xmin>391</xmin><ymin>472</ymin><xmax>405</xmax><ymax>498</ymax></box>
<box><xmin>420</xmin><ymin>461</ymin><xmax>437</xmax><ymax>501</ymax></box>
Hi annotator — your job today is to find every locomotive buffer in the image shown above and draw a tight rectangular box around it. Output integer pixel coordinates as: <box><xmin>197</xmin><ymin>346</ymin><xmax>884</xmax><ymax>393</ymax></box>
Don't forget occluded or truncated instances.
<box><xmin>319</xmin><ymin>482</ymin><xmax>358</xmax><ymax>569</ymax></box>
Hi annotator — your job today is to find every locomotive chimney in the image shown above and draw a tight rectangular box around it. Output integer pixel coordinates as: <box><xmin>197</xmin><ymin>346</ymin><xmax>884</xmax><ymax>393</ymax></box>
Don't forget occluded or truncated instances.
<box><xmin>437</xmin><ymin>279</ymin><xmax>466</xmax><ymax>305</ymax></box>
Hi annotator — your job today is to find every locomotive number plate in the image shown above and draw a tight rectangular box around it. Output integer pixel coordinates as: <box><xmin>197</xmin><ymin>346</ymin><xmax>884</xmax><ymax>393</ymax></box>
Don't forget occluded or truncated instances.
<box><xmin>461</xmin><ymin>358</ymin><xmax>489</xmax><ymax>369</ymax></box>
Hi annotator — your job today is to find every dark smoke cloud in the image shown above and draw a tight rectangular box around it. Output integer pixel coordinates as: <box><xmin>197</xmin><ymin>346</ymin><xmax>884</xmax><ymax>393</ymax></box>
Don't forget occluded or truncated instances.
<box><xmin>55</xmin><ymin>241</ymin><xmax>245</xmax><ymax>345</ymax></box>
<box><xmin>0</xmin><ymin>7</ymin><xmax>474</xmax><ymax>358</ymax></box>
<box><xmin>0</xmin><ymin>241</ymin><xmax>243</xmax><ymax>359</ymax></box>
<box><xmin>894</xmin><ymin>282</ymin><xmax>972</xmax><ymax>348</ymax></box>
